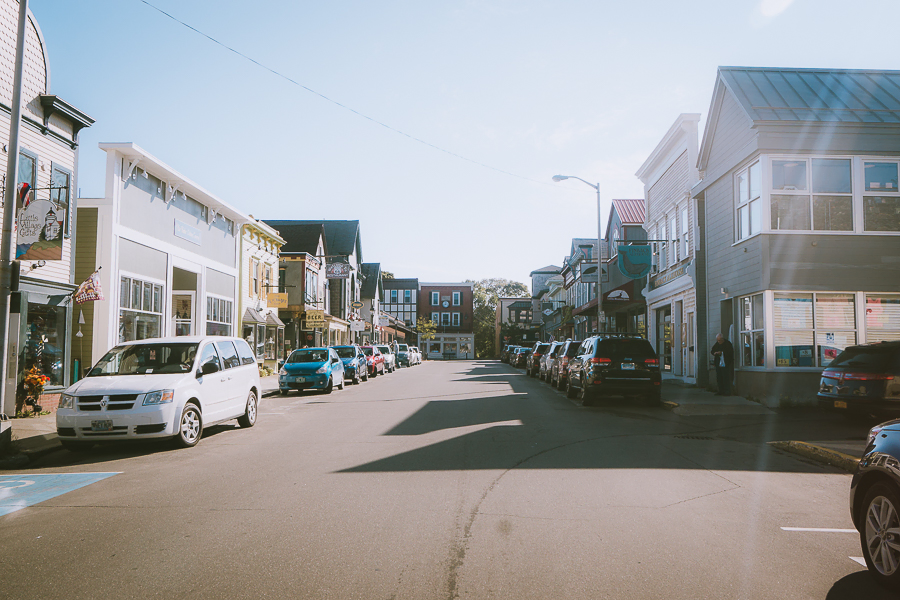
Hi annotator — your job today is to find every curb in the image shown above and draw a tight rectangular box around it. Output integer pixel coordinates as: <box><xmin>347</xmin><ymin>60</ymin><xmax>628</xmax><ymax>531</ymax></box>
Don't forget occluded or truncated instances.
<box><xmin>0</xmin><ymin>435</ymin><xmax>61</xmax><ymax>470</ymax></box>
<box><xmin>768</xmin><ymin>440</ymin><xmax>860</xmax><ymax>473</ymax></box>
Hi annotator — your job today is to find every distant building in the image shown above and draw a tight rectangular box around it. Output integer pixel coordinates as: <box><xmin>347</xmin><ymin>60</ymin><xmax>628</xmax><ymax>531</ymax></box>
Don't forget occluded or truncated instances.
<box><xmin>602</xmin><ymin>199</ymin><xmax>647</xmax><ymax>336</ymax></box>
<box><xmin>382</xmin><ymin>278</ymin><xmax>418</xmax><ymax>328</ymax></box>
<box><xmin>419</xmin><ymin>282</ymin><xmax>475</xmax><ymax>359</ymax></box>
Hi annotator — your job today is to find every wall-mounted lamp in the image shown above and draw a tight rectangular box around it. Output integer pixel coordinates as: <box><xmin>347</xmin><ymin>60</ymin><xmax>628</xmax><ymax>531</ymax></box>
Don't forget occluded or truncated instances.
<box><xmin>720</xmin><ymin>287</ymin><xmax>728</xmax><ymax>295</ymax></box>
<box><xmin>29</xmin><ymin>260</ymin><xmax>47</xmax><ymax>271</ymax></box>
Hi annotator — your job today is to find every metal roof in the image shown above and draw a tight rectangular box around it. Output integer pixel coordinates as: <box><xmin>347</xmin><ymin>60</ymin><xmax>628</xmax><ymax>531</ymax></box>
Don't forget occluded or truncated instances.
<box><xmin>611</xmin><ymin>199</ymin><xmax>645</xmax><ymax>225</ymax></box>
<box><xmin>719</xmin><ymin>66</ymin><xmax>900</xmax><ymax>123</ymax></box>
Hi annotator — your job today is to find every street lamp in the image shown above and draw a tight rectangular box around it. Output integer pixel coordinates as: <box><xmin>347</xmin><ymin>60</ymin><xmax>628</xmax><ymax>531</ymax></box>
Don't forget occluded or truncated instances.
<box><xmin>552</xmin><ymin>174</ymin><xmax>602</xmax><ymax>336</ymax></box>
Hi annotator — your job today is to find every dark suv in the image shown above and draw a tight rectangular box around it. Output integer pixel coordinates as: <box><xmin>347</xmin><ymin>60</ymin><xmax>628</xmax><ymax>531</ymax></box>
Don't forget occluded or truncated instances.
<box><xmin>819</xmin><ymin>341</ymin><xmax>900</xmax><ymax>417</ymax></box>
<box><xmin>550</xmin><ymin>340</ymin><xmax>581</xmax><ymax>390</ymax></box>
<box><xmin>526</xmin><ymin>342</ymin><xmax>551</xmax><ymax>377</ymax></box>
<box><xmin>565</xmin><ymin>334</ymin><xmax>661</xmax><ymax>405</ymax></box>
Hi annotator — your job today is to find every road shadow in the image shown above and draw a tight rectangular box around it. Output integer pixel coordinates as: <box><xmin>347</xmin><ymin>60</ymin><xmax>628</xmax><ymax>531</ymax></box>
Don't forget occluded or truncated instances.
<box><xmin>826</xmin><ymin>571</ymin><xmax>895</xmax><ymax>599</ymax></box>
<box><xmin>339</xmin><ymin>361</ymin><xmax>870</xmax><ymax>474</ymax></box>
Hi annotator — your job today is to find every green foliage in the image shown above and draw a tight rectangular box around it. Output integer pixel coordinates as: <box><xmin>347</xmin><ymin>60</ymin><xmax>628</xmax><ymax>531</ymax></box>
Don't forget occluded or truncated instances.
<box><xmin>466</xmin><ymin>278</ymin><xmax>530</xmax><ymax>358</ymax></box>
<box><xmin>416</xmin><ymin>316</ymin><xmax>437</xmax><ymax>341</ymax></box>
<box><xmin>382</xmin><ymin>271</ymin><xmax>395</xmax><ymax>280</ymax></box>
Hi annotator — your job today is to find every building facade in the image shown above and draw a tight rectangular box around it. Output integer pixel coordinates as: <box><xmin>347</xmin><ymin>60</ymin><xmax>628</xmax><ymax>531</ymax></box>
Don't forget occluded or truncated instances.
<box><xmin>382</xmin><ymin>278</ymin><xmax>418</xmax><ymax>328</ymax></box>
<box><xmin>239</xmin><ymin>219</ymin><xmax>284</xmax><ymax>369</ymax></box>
<box><xmin>561</xmin><ymin>238</ymin><xmax>601</xmax><ymax>340</ymax></box>
<box><xmin>420</xmin><ymin>282</ymin><xmax>474</xmax><ymax>359</ymax></box>
<box><xmin>636</xmin><ymin>114</ymin><xmax>703</xmax><ymax>384</ymax></box>
<box><xmin>359</xmin><ymin>263</ymin><xmax>383</xmax><ymax>344</ymax></box>
<box><xmin>268</xmin><ymin>222</ymin><xmax>328</xmax><ymax>350</ymax></box>
<box><xmin>79</xmin><ymin>143</ymin><xmax>245</xmax><ymax>374</ymax></box>
<box><xmin>602</xmin><ymin>200</ymin><xmax>647</xmax><ymax>337</ymax></box>
<box><xmin>1</xmin><ymin>2</ymin><xmax>94</xmax><ymax>416</ymax></box>
<box><xmin>694</xmin><ymin>67</ymin><xmax>900</xmax><ymax>404</ymax></box>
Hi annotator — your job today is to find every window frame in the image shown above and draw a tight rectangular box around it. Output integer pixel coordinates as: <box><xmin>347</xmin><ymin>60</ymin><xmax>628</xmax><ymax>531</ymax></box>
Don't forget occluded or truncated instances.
<box><xmin>735</xmin><ymin>160</ymin><xmax>762</xmax><ymax>242</ymax></box>
<box><xmin>118</xmin><ymin>272</ymin><xmax>166</xmax><ymax>343</ymax></box>
<box><xmin>772</xmin><ymin>291</ymin><xmax>857</xmax><ymax>369</ymax></box>
<box><xmin>738</xmin><ymin>293</ymin><xmax>765</xmax><ymax>368</ymax></box>
<box><xmin>205</xmin><ymin>294</ymin><xmax>233</xmax><ymax>336</ymax></box>
<box><xmin>452</xmin><ymin>291</ymin><xmax>461</xmax><ymax>306</ymax></box>
<box><xmin>452</xmin><ymin>312</ymin><xmax>460</xmax><ymax>327</ymax></box>
<box><xmin>49</xmin><ymin>162</ymin><xmax>73</xmax><ymax>239</ymax></box>
<box><xmin>431</xmin><ymin>291</ymin><xmax>439</xmax><ymax>306</ymax></box>
<box><xmin>441</xmin><ymin>312</ymin><xmax>451</xmax><ymax>326</ymax></box>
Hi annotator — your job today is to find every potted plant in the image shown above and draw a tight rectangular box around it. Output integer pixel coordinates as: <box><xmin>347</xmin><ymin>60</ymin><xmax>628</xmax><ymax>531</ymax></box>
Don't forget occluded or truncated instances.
<box><xmin>19</xmin><ymin>365</ymin><xmax>49</xmax><ymax>416</ymax></box>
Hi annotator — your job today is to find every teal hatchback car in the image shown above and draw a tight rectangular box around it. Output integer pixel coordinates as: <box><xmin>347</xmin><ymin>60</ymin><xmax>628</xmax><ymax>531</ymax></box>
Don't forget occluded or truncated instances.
<box><xmin>278</xmin><ymin>347</ymin><xmax>345</xmax><ymax>395</ymax></box>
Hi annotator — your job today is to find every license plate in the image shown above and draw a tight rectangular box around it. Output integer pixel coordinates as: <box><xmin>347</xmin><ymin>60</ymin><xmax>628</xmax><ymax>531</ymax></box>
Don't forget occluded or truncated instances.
<box><xmin>293</xmin><ymin>377</ymin><xmax>305</xmax><ymax>383</ymax></box>
<box><xmin>621</xmin><ymin>363</ymin><xmax>635</xmax><ymax>370</ymax></box>
<box><xmin>834</xmin><ymin>400</ymin><xmax>848</xmax><ymax>409</ymax></box>
<box><xmin>91</xmin><ymin>420</ymin><xmax>113</xmax><ymax>432</ymax></box>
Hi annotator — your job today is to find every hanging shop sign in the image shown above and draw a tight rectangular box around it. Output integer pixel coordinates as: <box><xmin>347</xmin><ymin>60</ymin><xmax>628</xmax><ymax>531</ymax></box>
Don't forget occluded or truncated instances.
<box><xmin>303</xmin><ymin>309</ymin><xmax>325</xmax><ymax>329</ymax></box>
<box><xmin>351</xmin><ymin>301</ymin><xmax>364</xmax><ymax>309</ymax></box>
<box><xmin>326</xmin><ymin>262</ymin><xmax>351</xmax><ymax>279</ymax></box>
<box><xmin>350</xmin><ymin>320</ymin><xmax>366</xmax><ymax>332</ymax></box>
<box><xmin>16</xmin><ymin>199</ymin><xmax>63</xmax><ymax>260</ymax></box>
<box><xmin>268</xmin><ymin>293</ymin><xmax>288</xmax><ymax>308</ymax></box>
<box><xmin>617</xmin><ymin>245</ymin><xmax>652</xmax><ymax>280</ymax></box>
<box><xmin>378</xmin><ymin>315</ymin><xmax>391</xmax><ymax>327</ymax></box>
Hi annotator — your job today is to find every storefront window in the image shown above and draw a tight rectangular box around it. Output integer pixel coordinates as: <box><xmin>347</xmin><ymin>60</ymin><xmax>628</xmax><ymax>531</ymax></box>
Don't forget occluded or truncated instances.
<box><xmin>257</xmin><ymin>324</ymin><xmax>266</xmax><ymax>359</ymax></box>
<box><xmin>276</xmin><ymin>327</ymin><xmax>285</xmax><ymax>361</ymax></box>
<box><xmin>739</xmin><ymin>293</ymin><xmax>765</xmax><ymax>367</ymax></box>
<box><xmin>242</xmin><ymin>323</ymin><xmax>256</xmax><ymax>361</ymax></box>
<box><xmin>866</xmin><ymin>294</ymin><xmax>900</xmax><ymax>343</ymax></box>
<box><xmin>119</xmin><ymin>276</ymin><xmax>163</xmax><ymax>343</ymax></box>
<box><xmin>24</xmin><ymin>302</ymin><xmax>66</xmax><ymax>387</ymax></box>
<box><xmin>206</xmin><ymin>296</ymin><xmax>233</xmax><ymax>336</ymax></box>
<box><xmin>264</xmin><ymin>326</ymin><xmax>276</xmax><ymax>359</ymax></box>
<box><xmin>774</xmin><ymin>292</ymin><xmax>856</xmax><ymax>367</ymax></box>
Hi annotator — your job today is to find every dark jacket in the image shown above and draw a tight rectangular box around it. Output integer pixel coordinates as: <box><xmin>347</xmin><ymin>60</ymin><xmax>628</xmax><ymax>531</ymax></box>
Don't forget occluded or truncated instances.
<box><xmin>711</xmin><ymin>339</ymin><xmax>734</xmax><ymax>368</ymax></box>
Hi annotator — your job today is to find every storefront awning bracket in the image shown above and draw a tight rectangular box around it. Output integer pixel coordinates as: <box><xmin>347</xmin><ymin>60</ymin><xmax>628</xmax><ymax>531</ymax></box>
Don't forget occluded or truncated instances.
<box><xmin>124</xmin><ymin>158</ymin><xmax>141</xmax><ymax>181</ymax></box>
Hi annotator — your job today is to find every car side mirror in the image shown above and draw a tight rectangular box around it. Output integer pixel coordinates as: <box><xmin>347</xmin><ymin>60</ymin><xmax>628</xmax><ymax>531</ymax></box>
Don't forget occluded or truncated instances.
<box><xmin>201</xmin><ymin>361</ymin><xmax>219</xmax><ymax>376</ymax></box>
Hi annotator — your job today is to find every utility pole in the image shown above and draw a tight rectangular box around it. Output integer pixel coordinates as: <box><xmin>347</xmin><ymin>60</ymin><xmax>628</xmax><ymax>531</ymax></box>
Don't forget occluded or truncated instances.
<box><xmin>0</xmin><ymin>0</ymin><xmax>30</xmax><ymax>416</ymax></box>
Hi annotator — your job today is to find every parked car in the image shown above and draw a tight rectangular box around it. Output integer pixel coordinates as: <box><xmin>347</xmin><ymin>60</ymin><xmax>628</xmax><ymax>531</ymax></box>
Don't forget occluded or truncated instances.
<box><xmin>395</xmin><ymin>343</ymin><xmax>411</xmax><ymax>367</ymax></box>
<box><xmin>819</xmin><ymin>341</ymin><xmax>900</xmax><ymax>417</ymax></box>
<box><xmin>510</xmin><ymin>347</ymin><xmax>530</xmax><ymax>368</ymax></box>
<box><xmin>526</xmin><ymin>342</ymin><xmax>551</xmax><ymax>377</ymax></box>
<box><xmin>332</xmin><ymin>345</ymin><xmax>368</xmax><ymax>384</ymax></box>
<box><xmin>361</xmin><ymin>345</ymin><xmax>386</xmax><ymax>377</ymax></box>
<box><xmin>56</xmin><ymin>336</ymin><xmax>260</xmax><ymax>451</ymax></box>
<box><xmin>500</xmin><ymin>344</ymin><xmax>515</xmax><ymax>363</ymax></box>
<box><xmin>278</xmin><ymin>347</ymin><xmax>345</xmax><ymax>395</ymax></box>
<box><xmin>409</xmin><ymin>347</ymin><xmax>422</xmax><ymax>365</ymax></box>
<box><xmin>539</xmin><ymin>341</ymin><xmax>565</xmax><ymax>381</ymax></box>
<box><xmin>850</xmin><ymin>419</ymin><xmax>900</xmax><ymax>590</ymax></box>
<box><xmin>550</xmin><ymin>340</ymin><xmax>581</xmax><ymax>389</ymax></box>
<box><xmin>377</xmin><ymin>345</ymin><xmax>396</xmax><ymax>373</ymax></box>
<box><xmin>565</xmin><ymin>334</ymin><xmax>661</xmax><ymax>405</ymax></box>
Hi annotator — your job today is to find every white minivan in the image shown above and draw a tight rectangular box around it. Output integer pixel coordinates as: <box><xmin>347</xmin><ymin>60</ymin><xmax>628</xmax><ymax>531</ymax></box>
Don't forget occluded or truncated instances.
<box><xmin>56</xmin><ymin>336</ymin><xmax>261</xmax><ymax>451</ymax></box>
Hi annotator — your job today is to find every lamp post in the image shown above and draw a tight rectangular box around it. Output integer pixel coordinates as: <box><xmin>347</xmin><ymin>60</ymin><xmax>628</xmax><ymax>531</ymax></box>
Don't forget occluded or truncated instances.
<box><xmin>552</xmin><ymin>174</ymin><xmax>602</xmax><ymax>336</ymax></box>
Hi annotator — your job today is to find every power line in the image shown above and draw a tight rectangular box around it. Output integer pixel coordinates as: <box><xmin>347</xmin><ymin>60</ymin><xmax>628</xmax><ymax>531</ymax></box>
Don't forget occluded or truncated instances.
<box><xmin>137</xmin><ymin>0</ymin><xmax>577</xmax><ymax>190</ymax></box>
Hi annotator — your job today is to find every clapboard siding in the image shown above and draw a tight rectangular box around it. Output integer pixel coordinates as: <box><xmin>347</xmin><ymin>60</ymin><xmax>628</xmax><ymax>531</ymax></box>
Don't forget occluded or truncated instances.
<box><xmin>72</xmin><ymin>207</ymin><xmax>98</xmax><ymax>372</ymax></box>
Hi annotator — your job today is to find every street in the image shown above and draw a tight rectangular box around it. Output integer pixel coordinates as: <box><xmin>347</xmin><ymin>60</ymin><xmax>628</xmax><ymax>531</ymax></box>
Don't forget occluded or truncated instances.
<box><xmin>0</xmin><ymin>360</ymin><xmax>892</xmax><ymax>599</ymax></box>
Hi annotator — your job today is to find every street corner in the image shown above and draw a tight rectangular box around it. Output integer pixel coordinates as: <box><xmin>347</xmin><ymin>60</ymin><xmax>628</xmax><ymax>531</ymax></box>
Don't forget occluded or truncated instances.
<box><xmin>768</xmin><ymin>440</ymin><xmax>860</xmax><ymax>473</ymax></box>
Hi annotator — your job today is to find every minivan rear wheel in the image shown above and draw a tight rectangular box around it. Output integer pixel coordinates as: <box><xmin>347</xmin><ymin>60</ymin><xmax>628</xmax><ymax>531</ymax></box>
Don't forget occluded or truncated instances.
<box><xmin>237</xmin><ymin>390</ymin><xmax>257</xmax><ymax>428</ymax></box>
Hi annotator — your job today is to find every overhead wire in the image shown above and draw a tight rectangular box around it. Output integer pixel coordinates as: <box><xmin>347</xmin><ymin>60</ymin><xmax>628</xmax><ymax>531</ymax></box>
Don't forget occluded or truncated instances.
<box><xmin>137</xmin><ymin>0</ymin><xmax>585</xmax><ymax>191</ymax></box>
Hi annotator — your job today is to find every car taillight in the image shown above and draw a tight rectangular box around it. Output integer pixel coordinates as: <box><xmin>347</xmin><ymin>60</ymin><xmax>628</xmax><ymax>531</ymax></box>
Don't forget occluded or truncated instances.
<box><xmin>644</xmin><ymin>358</ymin><xmax>659</xmax><ymax>366</ymax></box>
<box><xmin>561</xmin><ymin>358</ymin><xmax>569</xmax><ymax>365</ymax></box>
<box><xmin>821</xmin><ymin>370</ymin><xmax>841</xmax><ymax>379</ymax></box>
<box><xmin>591</xmin><ymin>357</ymin><xmax>611</xmax><ymax>365</ymax></box>
<box><xmin>842</xmin><ymin>372</ymin><xmax>892</xmax><ymax>381</ymax></box>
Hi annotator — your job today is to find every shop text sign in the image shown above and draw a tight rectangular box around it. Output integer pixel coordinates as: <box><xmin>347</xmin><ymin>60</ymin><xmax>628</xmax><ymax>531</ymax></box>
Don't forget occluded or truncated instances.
<box><xmin>304</xmin><ymin>309</ymin><xmax>325</xmax><ymax>328</ymax></box>
<box><xmin>17</xmin><ymin>200</ymin><xmax>63</xmax><ymax>260</ymax></box>
<box><xmin>648</xmin><ymin>260</ymin><xmax>691</xmax><ymax>291</ymax></box>
<box><xmin>326</xmin><ymin>262</ymin><xmax>350</xmax><ymax>279</ymax></box>
<box><xmin>268</xmin><ymin>293</ymin><xmax>288</xmax><ymax>308</ymax></box>
<box><xmin>174</xmin><ymin>220</ymin><xmax>202</xmax><ymax>245</ymax></box>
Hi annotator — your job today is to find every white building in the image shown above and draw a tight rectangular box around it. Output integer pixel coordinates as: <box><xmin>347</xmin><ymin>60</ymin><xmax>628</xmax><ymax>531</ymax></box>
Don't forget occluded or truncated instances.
<box><xmin>636</xmin><ymin>113</ymin><xmax>701</xmax><ymax>384</ymax></box>
<box><xmin>78</xmin><ymin>143</ymin><xmax>252</xmax><ymax>366</ymax></box>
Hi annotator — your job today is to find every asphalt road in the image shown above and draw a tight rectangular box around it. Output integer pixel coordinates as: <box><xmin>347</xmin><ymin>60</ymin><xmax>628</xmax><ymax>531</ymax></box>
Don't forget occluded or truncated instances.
<box><xmin>0</xmin><ymin>360</ymin><xmax>893</xmax><ymax>599</ymax></box>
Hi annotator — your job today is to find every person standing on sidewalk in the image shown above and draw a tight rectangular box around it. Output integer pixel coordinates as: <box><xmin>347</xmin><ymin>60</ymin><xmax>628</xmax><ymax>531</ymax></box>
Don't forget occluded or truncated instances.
<box><xmin>711</xmin><ymin>333</ymin><xmax>734</xmax><ymax>396</ymax></box>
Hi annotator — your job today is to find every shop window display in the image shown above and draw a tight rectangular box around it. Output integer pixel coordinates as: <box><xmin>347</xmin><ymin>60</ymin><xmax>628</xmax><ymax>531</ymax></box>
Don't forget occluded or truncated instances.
<box><xmin>24</xmin><ymin>302</ymin><xmax>66</xmax><ymax>387</ymax></box>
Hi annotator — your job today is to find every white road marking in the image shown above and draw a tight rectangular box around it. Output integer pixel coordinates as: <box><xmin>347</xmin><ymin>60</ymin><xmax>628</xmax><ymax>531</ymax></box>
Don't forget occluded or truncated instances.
<box><xmin>850</xmin><ymin>557</ymin><xmax>866</xmax><ymax>567</ymax></box>
<box><xmin>780</xmin><ymin>527</ymin><xmax>857</xmax><ymax>533</ymax></box>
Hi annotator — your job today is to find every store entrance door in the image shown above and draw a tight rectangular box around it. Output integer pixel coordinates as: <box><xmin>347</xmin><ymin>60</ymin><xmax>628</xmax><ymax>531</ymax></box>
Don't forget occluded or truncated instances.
<box><xmin>657</xmin><ymin>306</ymin><xmax>672</xmax><ymax>372</ymax></box>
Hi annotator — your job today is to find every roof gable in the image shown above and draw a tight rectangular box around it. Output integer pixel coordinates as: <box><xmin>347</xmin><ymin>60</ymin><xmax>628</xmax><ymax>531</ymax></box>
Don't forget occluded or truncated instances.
<box><xmin>263</xmin><ymin>222</ymin><xmax>325</xmax><ymax>255</ymax></box>
<box><xmin>266</xmin><ymin>220</ymin><xmax>361</xmax><ymax>261</ymax></box>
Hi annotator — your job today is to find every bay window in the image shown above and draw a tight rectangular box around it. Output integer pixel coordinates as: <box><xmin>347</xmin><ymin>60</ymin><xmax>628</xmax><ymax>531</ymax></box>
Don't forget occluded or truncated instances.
<box><xmin>739</xmin><ymin>294</ymin><xmax>764</xmax><ymax>367</ymax></box>
<box><xmin>773</xmin><ymin>292</ymin><xmax>856</xmax><ymax>368</ymax></box>
<box><xmin>866</xmin><ymin>294</ymin><xmax>900</xmax><ymax>343</ymax></box>
<box><xmin>863</xmin><ymin>161</ymin><xmax>900</xmax><ymax>232</ymax></box>
<box><xmin>736</xmin><ymin>161</ymin><xmax>761</xmax><ymax>240</ymax></box>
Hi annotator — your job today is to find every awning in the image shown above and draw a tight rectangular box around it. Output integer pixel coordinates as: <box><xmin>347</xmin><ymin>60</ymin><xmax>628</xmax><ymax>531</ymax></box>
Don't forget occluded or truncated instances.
<box><xmin>243</xmin><ymin>307</ymin><xmax>266</xmax><ymax>324</ymax></box>
<box><xmin>266</xmin><ymin>313</ymin><xmax>285</xmax><ymax>327</ymax></box>
<box><xmin>509</xmin><ymin>300</ymin><xmax>532</xmax><ymax>309</ymax></box>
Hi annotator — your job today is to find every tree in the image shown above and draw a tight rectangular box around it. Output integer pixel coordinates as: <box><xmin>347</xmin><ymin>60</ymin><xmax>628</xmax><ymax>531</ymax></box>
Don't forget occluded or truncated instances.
<box><xmin>416</xmin><ymin>316</ymin><xmax>437</xmax><ymax>345</ymax></box>
<box><xmin>382</xmin><ymin>271</ymin><xmax>395</xmax><ymax>280</ymax></box>
<box><xmin>466</xmin><ymin>278</ymin><xmax>530</xmax><ymax>359</ymax></box>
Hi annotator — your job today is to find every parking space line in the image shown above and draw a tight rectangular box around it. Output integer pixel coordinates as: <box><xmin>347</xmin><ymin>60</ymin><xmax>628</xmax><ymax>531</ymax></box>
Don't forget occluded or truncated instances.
<box><xmin>780</xmin><ymin>527</ymin><xmax>856</xmax><ymax>533</ymax></box>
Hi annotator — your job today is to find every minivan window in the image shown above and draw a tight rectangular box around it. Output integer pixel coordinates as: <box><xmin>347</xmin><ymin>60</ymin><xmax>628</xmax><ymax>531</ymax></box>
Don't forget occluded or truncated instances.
<box><xmin>333</xmin><ymin>347</ymin><xmax>357</xmax><ymax>359</ymax></box>
<box><xmin>377</xmin><ymin>346</ymin><xmax>391</xmax><ymax>354</ymax></box>
<box><xmin>89</xmin><ymin>343</ymin><xmax>198</xmax><ymax>376</ymax></box>
<box><xmin>535</xmin><ymin>343</ymin><xmax>550</xmax><ymax>354</ymax></box>
<box><xmin>199</xmin><ymin>343</ymin><xmax>220</xmax><ymax>371</ymax></box>
<box><xmin>216</xmin><ymin>341</ymin><xmax>241</xmax><ymax>369</ymax></box>
<box><xmin>565</xmin><ymin>343</ymin><xmax>581</xmax><ymax>358</ymax></box>
<box><xmin>361</xmin><ymin>347</ymin><xmax>375</xmax><ymax>356</ymax></box>
<box><xmin>398</xmin><ymin>344</ymin><xmax>409</xmax><ymax>351</ymax></box>
<box><xmin>235</xmin><ymin>338</ymin><xmax>256</xmax><ymax>365</ymax></box>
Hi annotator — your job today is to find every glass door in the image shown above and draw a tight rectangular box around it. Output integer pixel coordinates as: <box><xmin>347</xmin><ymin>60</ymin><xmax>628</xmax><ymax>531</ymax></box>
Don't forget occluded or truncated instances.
<box><xmin>172</xmin><ymin>293</ymin><xmax>194</xmax><ymax>336</ymax></box>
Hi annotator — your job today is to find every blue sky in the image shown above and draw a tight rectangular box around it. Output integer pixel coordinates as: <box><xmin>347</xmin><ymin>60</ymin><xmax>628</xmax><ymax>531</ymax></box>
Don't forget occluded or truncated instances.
<box><xmin>31</xmin><ymin>0</ymin><xmax>900</xmax><ymax>286</ymax></box>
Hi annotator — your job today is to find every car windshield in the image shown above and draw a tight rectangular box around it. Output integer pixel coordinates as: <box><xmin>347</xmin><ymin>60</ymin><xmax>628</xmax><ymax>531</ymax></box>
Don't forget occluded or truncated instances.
<box><xmin>361</xmin><ymin>347</ymin><xmax>374</xmax><ymax>356</ymax></box>
<box><xmin>333</xmin><ymin>347</ymin><xmax>357</xmax><ymax>359</ymax></box>
<box><xmin>398</xmin><ymin>344</ymin><xmax>408</xmax><ymax>351</ymax></box>
<box><xmin>88</xmin><ymin>343</ymin><xmax>198</xmax><ymax>376</ymax></box>
<box><xmin>287</xmin><ymin>349</ymin><xmax>329</xmax><ymax>363</ymax></box>
<box><xmin>535</xmin><ymin>343</ymin><xmax>550</xmax><ymax>353</ymax></box>
<box><xmin>565</xmin><ymin>344</ymin><xmax>581</xmax><ymax>357</ymax></box>
<box><xmin>377</xmin><ymin>346</ymin><xmax>391</xmax><ymax>354</ymax></box>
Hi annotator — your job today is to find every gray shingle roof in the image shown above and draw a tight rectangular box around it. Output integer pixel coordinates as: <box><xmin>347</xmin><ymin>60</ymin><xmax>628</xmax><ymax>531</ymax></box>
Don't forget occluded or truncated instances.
<box><xmin>720</xmin><ymin>66</ymin><xmax>900</xmax><ymax>124</ymax></box>
<box><xmin>266</xmin><ymin>220</ymin><xmax>361</xmax><ymax>260</ymax></box>
<box><xmin>263</xmin><ymin>222</ymin><xmax>326</xmax><ymax>255</ymax></box>
<box><xmin>360</xmin><ymin>263</ymin><xmax>381</xmax><ymax>299</ymax></box>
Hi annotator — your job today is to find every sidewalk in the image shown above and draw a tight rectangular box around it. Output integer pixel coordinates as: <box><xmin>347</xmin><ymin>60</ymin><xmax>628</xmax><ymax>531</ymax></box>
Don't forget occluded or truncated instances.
<box><xmin>662</xmin><ymin>380</ymin><xmax>868</xmax><ymax>472</ymax></box>
<box><xmin>0</xmin><ymin>375</ymin><xmax>282</xmax><ymax>469</ymax></box>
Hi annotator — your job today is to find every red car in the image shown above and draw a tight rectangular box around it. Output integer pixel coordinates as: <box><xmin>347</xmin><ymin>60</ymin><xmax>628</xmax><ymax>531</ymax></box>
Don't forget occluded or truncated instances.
<box><xmin>360</xmin><ymin>346</ymin><xmax>386</xmax><ymax>377</ymax></box>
